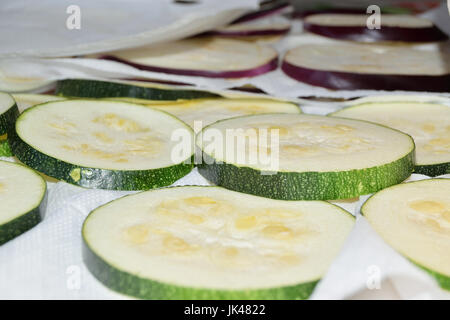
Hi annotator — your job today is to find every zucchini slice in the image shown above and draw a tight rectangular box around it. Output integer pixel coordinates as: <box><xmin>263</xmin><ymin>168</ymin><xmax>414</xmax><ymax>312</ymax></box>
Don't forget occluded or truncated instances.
<box><xmin>0</xmin><ymin>160</ymin><xmax>46</xmax><ymax>245</ymax></box>
<box><xmin>303</xmin><ymin>14</ymin><xmax>448</xmax><ymax>43</ymax></box>
<box><xmin>330</xmin><ymin>96</ymin><xmax>450</xmax><ymax>176</ymax></box>
<box><xmin>10</xmin><ymin>100</ymin><xmax>194</xmax><ymax>190</ymax></box>
<box><xmin>362</xmin><ymin>178</ymin><xmax>450</xmax><ymax>290</ymax></box>
<box><xmin>112</xmin><ymin>97</ymin><xmax>301</xmax><ymax>132</ymax></box>
<box><xmin>83</xmin><ymin>186</ymin><xmax>355</xmax><ymax>299</ymax></box>
<box><xmin>99</xmin><ymin>38</ymin><xmax>278</xmax><ymax>78</ymax></box>
<box><xmin>281</xmin><ymin>43</ymin><xmax>450</xmax><ymax>92</ymax></box>
<box><xmin>56</xmin><ymin>79</ymin><xmax>220</xmax><ymax>101</ymax></box>
<box><xmin>197</xmin><ymin>113</ymin><xmax>414</xmax><ymax>200</ymax></box>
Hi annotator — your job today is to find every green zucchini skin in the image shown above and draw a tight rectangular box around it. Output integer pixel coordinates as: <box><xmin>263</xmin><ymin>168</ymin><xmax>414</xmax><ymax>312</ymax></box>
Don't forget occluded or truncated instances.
<box><xmin>55</xmin><ymin>79</ymin><xmax>221</xmax><ymax>101</ymax></box>
<box><xmin>0</xmin><ymin>140</ymin><xmax>12</xmax><ymax>157</ymax></box>
<box><xmin>414</xmin><ymin>162</ymin><xmax>449</xmax><ymax>177</ymax></box>
<box><xmin>0</xmin><ymin>102</ymin><xmax>19</xmax><ymax>136</ymax></box>
<box><xmin>197</xmin><ymin>151</ymin><xmax>415</xmax><ymax>200</ymax></box>
<box><xmin>9</xmin><ymin>129</ymin><xmax>193</xmax><ymax>191</ymax></box>
<box><xmin>0</xmin><ymin>207</ymin><xmax>42</xmax><ymax>245</ymax></box>
<box><xmin>82</xmin><ymin>240</ymin><xmax>318</xmax><ymax>300</ymax></box>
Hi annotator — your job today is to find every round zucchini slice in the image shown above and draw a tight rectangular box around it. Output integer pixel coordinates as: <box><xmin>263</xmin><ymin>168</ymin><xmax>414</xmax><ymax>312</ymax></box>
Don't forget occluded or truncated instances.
<box><xmin>0</xmin><ymin>160</ymin><xmax>46</xmax><ymax>245</ymax></box>
<box><xmin>362</xmin><ymin>178</ymin><xmax>450</xmax><ymax>290</ymax></box>
<box><xmin>55</xmin><ymin>79</ymin><xmax>220</xmax><ymax>101</ymax></box>
<box><xmin>82</xmin><ymin>186</ymin><xmax>355</xmax><ymax>299</ymax></box>
<box><xmin>112</xmin><ymin>97</ymin><xmax>301</xmax><ymax>133</ymax></box>
<box><xmin>330</xmin><ymin>96</ymin><xmax>450</xmax><ymax>176</ymax></box>
<box><xmin>10</xmin><ymin>100</ymin><xmax>194</xmax><ymax>190</ymax></box>
<box><xmin>197</xmin><ymin>113</ymin><xmax>415</xmax><ymax>200</ymax></box>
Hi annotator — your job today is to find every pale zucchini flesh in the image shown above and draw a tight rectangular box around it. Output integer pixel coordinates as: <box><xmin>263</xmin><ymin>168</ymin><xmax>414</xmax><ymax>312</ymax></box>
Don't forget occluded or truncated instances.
<box><xmin>0</xmin><ymin>160</ymin><xmax>46</xmax><ymax>245</ymax></box>
<box><xmin>83</xmin><ymin>186</ymin><xmax>355</xmax><ymax>299</ymax></box>
<box><xmin>197</xmin><ymin>113</ymin><xmax>415</xmax><ymax>200</ymax></box>
<box><xmin>11</xmin><ymin>100</ymin><xmax>194</xmax><ymax>190</ymax></box>
<box><xmin>362</xmin><ymin>179</ymin><xmax>450</xmax><ymax>290</ymax></box>
<box><xmin>331</xmin><ymin>98</ymin><xmax>450</xmax><ymax>176</ymax></box>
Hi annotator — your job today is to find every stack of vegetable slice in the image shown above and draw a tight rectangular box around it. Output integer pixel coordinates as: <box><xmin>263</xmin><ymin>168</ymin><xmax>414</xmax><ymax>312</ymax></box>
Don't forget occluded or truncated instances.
<box><xmin>83</xmin><ymin>186</ymin><xmax>355</xmax><ymax>299</ymax></box>
<box><xmin>197</xmin><ymin>113</ymin><xmax>415</xmax><ymax>200</ymax></box>
<box><xmin>331</xmin><ymin>95</ymin><xmax>450</xmax><ymax>176</ymax></box>
<box><xmin>285</xmin><ymin>10</ymin><xmax>450</xmax><ymax>91</ymax></box>
<box><xmin>0</xmin><ymin>160</ymin><xmax>46</xmax><ymax>245</ymax></box>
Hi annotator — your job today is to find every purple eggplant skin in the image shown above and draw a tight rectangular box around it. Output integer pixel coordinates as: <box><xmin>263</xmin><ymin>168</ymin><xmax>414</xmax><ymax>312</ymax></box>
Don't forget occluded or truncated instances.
<box><xmin>303</xmin><ymin>22</ymin><xmax>448</xmax><ymax>43</ymax></box>
<box><xmin>281</xmin><ymin>60</ymin><xmax>450</xmax><ymax>92</ymax></box>
<box><xmin>100</xmin><ymin>55</ymin><xmax>279</xmax><ymax>79</ymax></box>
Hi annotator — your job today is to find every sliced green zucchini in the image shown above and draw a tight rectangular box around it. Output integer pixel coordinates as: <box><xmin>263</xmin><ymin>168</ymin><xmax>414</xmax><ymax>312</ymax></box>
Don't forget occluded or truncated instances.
<box><xmin>55</xmin><ymin>79</ymin><xmax>221</xmax><ymax>101</ymax></box>
<box><xmin>197</xmin><ymin>113</ymin><xmax>415</xmax><ymax>200</ymax></box>
<box><xmin>111</xmin><ymin>97</ymin><xmax>301</xmax><ymax>132</ymax></box>
<box><xmin>12</xmin><ymin>93</ymin><xmax>65</xmax><ymax>112</ymax></box>
<box><xmin>10</xmin><ymin>100</ymin><xmax>194</xmax><ymax>190</ymax></box>
<box><xmin>0</xmin><ymin>160</ymin><xmax>46</xmax><ymax>245</ymax></box>
<box><xmin>83</xmin><ymin>186</ymin><xmax>355</xmax><ymax>299</ymax></box>
<box><xmin>362</xmin><ymin>178</ymin><xmax>450</xmax><ymax>290</ymax></box>
<box><xmin>330</xmin><ymin>96</ymin><xmax>450</xmax><ymax>176</ymax></box>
